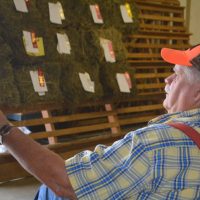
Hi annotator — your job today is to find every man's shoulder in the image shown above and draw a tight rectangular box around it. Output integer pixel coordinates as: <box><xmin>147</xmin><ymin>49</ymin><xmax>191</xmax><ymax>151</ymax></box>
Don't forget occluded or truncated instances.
<box><xmin>133</xmin><ymin>123</ymin><xmax>169</xmax><ymax>137</ymax></box>
<box><xmin>134</xmin><ymin>122</ymin><xmax>197</xmax><ymax>151</ymax></box>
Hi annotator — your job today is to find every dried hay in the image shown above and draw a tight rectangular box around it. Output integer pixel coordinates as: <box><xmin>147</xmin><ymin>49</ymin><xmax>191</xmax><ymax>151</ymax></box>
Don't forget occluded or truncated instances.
<box><xmin>105</xmin><ymin>0</ymin><xmax>139</xmax><ymax>34</ymax></box>
<box><xmin>0</xmin><ymin>35</ymin><xmax>20</xmax><ymax>107</ymax></box>
<box><xmin>0</xmin><ymin>61</ymin><xmax>21</xmax><ymax>107</ymax></box>
<box><xmin>14</xmin><ymin>62</ymin><xmax>63</xmax><ymax>105</ymax></box>
<box><xmin>61</xmin><ymin>0</ymin><xmax>139</xmax><ymax>34</ymax></box>
<box><xmin>78</xmin><ymin>27</ymin><xmax>127</xmax><ymax>63</ymax></box>
<box><xmin>61</xmin><ymin>60</ymin><xmax>103</xmax><ymax>105</ymax></box>
<box><xmin>99</xmin><ymin>62</ymin><xmax>137</xmax><ymax>100</ymax></box>
<box><xmin>0</xmin><ymin>0</ymin><xmax>45</xmax><ymax>65</ymax></box>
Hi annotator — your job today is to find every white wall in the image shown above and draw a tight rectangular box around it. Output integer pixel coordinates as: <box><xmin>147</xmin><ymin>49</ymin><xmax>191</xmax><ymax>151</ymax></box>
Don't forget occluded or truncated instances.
<box><xmin>179</xmin><ymin>0</ymin><xmax>200</xmax><ymax>45</ymax></box>
<box><xmin>179</xmin><ymin>0</ymin><xmax>187</xmax><ymax>9</ymax></box>
<box><xmin>189</xmin><ymin>0</ymin><xmax>200</xmax><ymax>45</ymax></box>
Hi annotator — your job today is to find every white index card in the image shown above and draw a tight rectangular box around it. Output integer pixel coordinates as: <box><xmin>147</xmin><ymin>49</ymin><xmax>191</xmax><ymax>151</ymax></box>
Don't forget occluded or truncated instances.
<box><xmin>116</xmin><ymin>73</ymin><xmax>131</xmax><ymax>93</ymax></box>
<box><xmin>90</xmin><ymin>5</ymin><xmax>103</xmax><ymax>24</ymax></box>
<box><xmin>120</xmin><ymin>5</ymin><xmax>133</xmax><ymax>23</ymax></box>
<box><xmin>79</xmin><ymin>72</ymin><xmax>95</xmax><ymax>93</ymax></box>
<box><xmin>48</xmin><ymin>2</ymin><xmax>62</xmax><ymax>24</ymax></box>
<box><xmin>13</xmin><ymin>0</ymin><xmax>28</xmax><ymax>13</ymax></box>
<box><xmin>30</xmin><ymin>70</ymin><xmax>48</xmax><ymax>96</ymax></box>
<box><xmin>23</xmin><ymin>31</ymin><xmax>39</xmax><ymax>53</ymax></box>
<box><xmin>57</xmin><ymin>33</ymin><xmax>71</xmax><ymax>54</ymax></box>
<box><xmin>100</xmin><ymin>38</ymin><xmax>116</xmax><ymax>63</ymax></box>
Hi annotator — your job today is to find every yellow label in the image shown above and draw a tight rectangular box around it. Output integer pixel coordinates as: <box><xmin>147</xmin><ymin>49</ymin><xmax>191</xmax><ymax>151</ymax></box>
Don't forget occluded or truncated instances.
<box><xmin>35</xmin><ymin>37</ymin><xmax>45</xmax><ymax>56</ymax></box>
<box><xmin>58</xmin><ymin>2</ymin><xmax>65</xmax><ymax>20</ymax></box>
<box><xmin>125</xmin><ymin>3</ymin><xmax>133</xmax><ymax>18</ymax></box>
<box><xmin>23</xmin><ymin>37</ymin><xmax>45</xmax><ymax>57</ymax></box>
<box><xmin>59</xmin><ymin>8</ymin><xmax>65</xmax><ymax>20</ymax></box>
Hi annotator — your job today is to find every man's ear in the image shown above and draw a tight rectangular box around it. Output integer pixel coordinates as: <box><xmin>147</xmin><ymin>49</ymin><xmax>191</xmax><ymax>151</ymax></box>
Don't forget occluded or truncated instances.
<box><xmin>193</xmin><ymin>84</ymin><xmax>200</xmax><ymax>106</ymax></box>
<box><xmin>191</xmin><ymin>54</ymin><xmax>200</xmax><ymax>71</ymax></box>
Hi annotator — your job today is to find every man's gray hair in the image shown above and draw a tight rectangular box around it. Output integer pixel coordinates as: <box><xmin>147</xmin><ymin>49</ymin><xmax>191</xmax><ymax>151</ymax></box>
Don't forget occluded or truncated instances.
<box><xmin>182</xmin><ymin>65</ymin><xmax>200</xmax><ymax>84</ymax></box>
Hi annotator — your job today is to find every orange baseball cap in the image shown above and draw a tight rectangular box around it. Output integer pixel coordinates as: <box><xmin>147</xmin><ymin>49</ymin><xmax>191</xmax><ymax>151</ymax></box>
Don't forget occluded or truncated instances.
<box><xmin>161</xmin><ymin>44</ymin><xmax>200</xmax><ymax>66</ymax></box>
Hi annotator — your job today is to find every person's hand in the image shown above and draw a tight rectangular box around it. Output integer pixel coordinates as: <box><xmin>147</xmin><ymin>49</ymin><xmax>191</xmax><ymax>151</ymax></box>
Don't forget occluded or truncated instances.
<box><xmin>0</xmin><ymin>110</ymin><xmax>9</xmax><ymax>125</ymax></box>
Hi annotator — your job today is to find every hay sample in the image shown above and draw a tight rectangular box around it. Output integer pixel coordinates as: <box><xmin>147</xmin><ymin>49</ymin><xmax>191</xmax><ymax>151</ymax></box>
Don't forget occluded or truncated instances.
<box><xmin>61</xmin><ymin>60</ymin><xmax>103</xmax><ymax>105</ymax></box>
<box><xmin>0</xmin><ymin>36</ymin><xmax>13</xmax><ymax>62</ymax></box>
<box><xmin>0</xmin><ymin>35</ymin><xmax>21</xmax><ymax>107</ymax></box>
<box><xmin>0</xmin><ymin>0</ymin><xmax>45</xmax><ymax>65</ymax></box>
<box><xmin>0</xmin><ymin>61</ymin><xmax>21</xmax><ymax>107</ymax></box>
<box><xmin>14</xmin><ymin>62</ymin><xmax>64</xmax><ymax>106</ymax></box>
<box><xmin>77</xmin><ymin>27</ymin><xmax>128</xmax><ymax>64</ymax></box>
<box><xmin>0</xmin><ymin>0</ymin><xmax>83</xmax><ymax>65</ymax></box>
<box><xmin>99</xmin><ymin>62</ymin><xmax>137</xmax><ymax>100</ymax></box>
<box><xmin>104</xmin><ymin>0</ymin><xmax>139</xmax><ymax>34</ymax></box>
<box><xmin>60</xmin><ymin>0</ymin><xmax>139</xmax><ymax>34</ymax></box>
<box><xmin>43</xmin><ymin>27</ymin><xmax>80</xmax><ymax>63</ymax></box>
<box><xmin>35</xmin><ymin>0</ymin><xmax>72</xmax><ymax>28</ymax></box>
<box><xmin>61</xmin><ymin>0</ymin><xmax>111</xmax><ymax>29</ymax></box>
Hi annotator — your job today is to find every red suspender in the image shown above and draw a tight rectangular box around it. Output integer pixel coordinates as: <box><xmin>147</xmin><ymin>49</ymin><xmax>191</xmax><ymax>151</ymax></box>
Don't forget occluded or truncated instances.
<box><xmin>168</xmin><ymin>123</ymin><xmax>200</xmax><ymax>149</ymax></box>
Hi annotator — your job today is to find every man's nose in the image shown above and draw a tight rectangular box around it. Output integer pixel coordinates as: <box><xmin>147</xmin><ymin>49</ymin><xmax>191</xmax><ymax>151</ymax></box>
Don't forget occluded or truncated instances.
<box><xmin>165</xmin><ymin>74</ymin><xmax>175</xmax><ymax>84</ymax></box>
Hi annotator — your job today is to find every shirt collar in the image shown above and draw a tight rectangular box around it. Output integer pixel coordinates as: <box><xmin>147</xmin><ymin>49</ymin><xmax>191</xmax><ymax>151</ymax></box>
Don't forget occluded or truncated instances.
<box><xmin>148</xmin><ymin>108</ymin><xmax>200</xmax><ymax>125</ymax></box>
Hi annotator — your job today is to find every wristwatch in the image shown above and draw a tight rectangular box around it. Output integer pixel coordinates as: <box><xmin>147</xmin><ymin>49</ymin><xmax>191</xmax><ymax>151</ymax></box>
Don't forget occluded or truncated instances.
<box><xmin>0</xmin><ymin>124</ymin><xmax>14</xmax><ymax>144</ymax></box>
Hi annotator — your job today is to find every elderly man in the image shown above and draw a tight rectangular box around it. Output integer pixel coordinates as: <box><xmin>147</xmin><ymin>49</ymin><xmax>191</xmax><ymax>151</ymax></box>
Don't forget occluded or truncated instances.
<box><xmin>1</xmin><ymin>45</ymin><xmax>200</xmax><ymax>200</ymax></box>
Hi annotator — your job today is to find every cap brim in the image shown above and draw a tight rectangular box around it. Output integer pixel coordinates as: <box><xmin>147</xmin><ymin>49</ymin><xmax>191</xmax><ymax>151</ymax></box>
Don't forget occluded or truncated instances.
<box><xmin>161</xmin><ymin>48</ymin><xmax>192</xmax><ymax>66</ymax></box>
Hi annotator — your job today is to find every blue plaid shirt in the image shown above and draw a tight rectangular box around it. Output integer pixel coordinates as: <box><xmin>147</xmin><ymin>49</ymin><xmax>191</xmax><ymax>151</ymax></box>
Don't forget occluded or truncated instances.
<box><xmin>65</xmin><ymin>109</ymin><xmax>200</xmax><ymax>199</ymax></box>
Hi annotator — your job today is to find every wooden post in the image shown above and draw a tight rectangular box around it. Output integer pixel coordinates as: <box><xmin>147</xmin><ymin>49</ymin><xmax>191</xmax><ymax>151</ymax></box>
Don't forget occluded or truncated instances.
<box><xmin>105</xmin><ymin>104</ymin><xmax>120</xmax><ymax>135</ymax></box>
<box><xmin>41</xmin><ymin>110</ymin><xmax>57</xmax><ymax>144</ymax></box>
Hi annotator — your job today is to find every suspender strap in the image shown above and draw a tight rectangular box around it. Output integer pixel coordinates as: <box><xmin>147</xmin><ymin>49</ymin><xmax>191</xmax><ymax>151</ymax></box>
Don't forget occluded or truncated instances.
<box><xmin>168</xmin><ymin>122</ymin><xmax>200</xmax><ymax>149</ymax></box>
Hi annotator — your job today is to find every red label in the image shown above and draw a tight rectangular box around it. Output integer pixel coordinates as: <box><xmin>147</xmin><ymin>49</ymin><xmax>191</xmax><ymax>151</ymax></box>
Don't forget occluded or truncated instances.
<box><xmin>95</xmin><ymin>5</ymin><xmax>103</xmax><ymax>20</ymax></box>
<box><xmin>38</xmin><ymin>68</ymin><xmax>45</xmax><ymax>87</ymax></box>
<box><xmin>124</xmin><ymin>72</ymin><xmax>132</xmax><ymax>89</ymax></box>
<box><xmin>108</xmin><ymin>41</ymin><xmax>115</xmax><ymax>59</ymax></box>
<box><xmin>31</xmin><ymin>32</ymin><xmax>38</xmax><ymax>48</ymax></box>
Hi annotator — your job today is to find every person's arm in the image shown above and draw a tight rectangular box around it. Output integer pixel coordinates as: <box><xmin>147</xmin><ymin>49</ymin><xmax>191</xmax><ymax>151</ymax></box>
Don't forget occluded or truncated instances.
<box><xmin>0</xmin><ymin>111</ymin><xmax>77</xmax><ymax>199</ymax></box>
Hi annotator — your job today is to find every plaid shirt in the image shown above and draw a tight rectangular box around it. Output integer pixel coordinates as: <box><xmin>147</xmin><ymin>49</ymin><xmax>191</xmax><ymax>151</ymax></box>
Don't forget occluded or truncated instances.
<box><xmin>65</xmin><ymin>109</ymin><xmax>200</xmax><ymax>199</ymax></box>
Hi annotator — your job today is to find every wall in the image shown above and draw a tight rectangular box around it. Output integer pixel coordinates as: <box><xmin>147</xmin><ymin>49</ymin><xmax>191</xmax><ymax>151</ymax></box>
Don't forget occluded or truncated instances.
<box><xmin>179</xmin><ymin>0</ymin><xmax>200</xmax><ymax>45</ymax></box>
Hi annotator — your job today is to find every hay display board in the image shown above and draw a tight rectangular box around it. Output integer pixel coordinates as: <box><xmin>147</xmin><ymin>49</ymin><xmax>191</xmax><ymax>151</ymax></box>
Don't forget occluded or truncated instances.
<box><xmin>107</xmin><ymin>0</ymin><xmax>139</xmax><ymax>34</ymax></box>
<box><xmin>0</xmin><ymin>0</ymin><xmax>139</xmax><ymax>109</ymax></box>
<box><xmin>61</xmin><ymin>60</ymin><xmax>103</xmax><ymax>105</ymax></box>
<box><xmin>14</xmin><ymin>62</ymin><xmax>63</xmax><ymax>106</ymax></box>
<box><xmin>0</xmin><ymin>0</ymin><xmax>45</xmax><ymax>65</ymax></box>
<box><xmin>61</xmin><ymin>0</ymin><xmax>139</xmax><ymax>34</ymax></box>
<box><xmin>77</xmin><ymin>27</ymin><xmax>128</xmax><ymax>63</ymax></box>
<box><xmin>99</xmin><ymin>63</ymin><xmax>137</xmax><ymax>100</ymax></box>
<box><xmin>61</xmin><ymin>0</ymin><xmax>111</xmax><ymax>29</ymax></box>
<box><xmin>42</xmin><ymin>26</ymin><xmax>80</xmax><ymax>62</ymax></box>
<box><xmin>0</xmin><ymin>36</ymin><xmax>20</xmax><ymax>106</ymax></box>
<box><xmin>35</xmin><ymin>0</ymin><xmax>73</xmax><ymax>28</ymax></box>
<box><xmin>0</xmin><ymin>36</ymin><xmax>13</xmax><ymax>61</ymax></box>
<box><xmin>0</xmin><ymin>62</ymin><xmax>21</xmax><ymax>107</ymax></box>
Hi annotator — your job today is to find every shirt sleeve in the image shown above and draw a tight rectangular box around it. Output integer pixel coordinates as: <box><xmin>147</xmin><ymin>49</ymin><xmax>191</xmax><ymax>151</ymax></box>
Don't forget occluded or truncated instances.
<box><xmin>65</xmin><ymin>132</ymin><xmax>151</xmax><ymax>199</ymax></box>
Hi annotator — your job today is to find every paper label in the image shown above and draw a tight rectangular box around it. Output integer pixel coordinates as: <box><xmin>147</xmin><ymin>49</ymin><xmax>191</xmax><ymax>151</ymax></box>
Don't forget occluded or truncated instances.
<box><xmin>57</xmin><ymin>33</ymin><xmax>71</xmax><ymax>54</ymax></box>
<box><xmin>116</xmin><ymin>73</ymin><xmax>131</xmax><ymax>93</ymax></box>
<box><xmin>90</xmin><ymin>5</ymin><xmax>103</xmax><ymax>24</ymax></box>
<box><xmin>23</xmin><ymin>31</ymin><xmax>39</xmax><ymax>54</ymax></box>
<box><xmin>48</xmin><ymin>2</ymin><xmax>63</xmax><ymax>24</ymax></box>
<box><xmin>34</xmin><ymin>37</ymin><xmax>45</xmax><ymax>56</ymax></box>
<box><xmin>31</xmin><ymin>32</ymin><xmax>38</xmax><ymax>48</ymax></box>
<box><xmin>79</xmin><ymin>72</ymin><xmax>95</xmax><ymax>93</ymax></box>
<box><xmin>30</xmin><ymin>70</ymin><xmax>48</xmax><ymax>96</ymax></box>
<box><xmin>13</xmin><ymin>0</ymin><xmax>28</xmax><ymax>13</ymax></box>
<box><xmin>23</xmin><ymin>31</ymin><xmax>45</xmax><ymax>56</ymax></box>
<box><xmin>57</xmin><ymin>2</ymin><xmax>65</xmax><ymax>20</ymax></box>
<box><xmin>120</xmin><ymin>4</ymin><xmax>133</xmax><ymax>23</ymax></box>
<box><xmin>124</xmin><ymin>72</ymin><xmax>132</xmax><ymax>89</ymax></box>
<box><xmin>38</xmin><ymin>68</ymin><xmax>46</xmax><ymax>87</ymax></box>
<box><xmin>100</xmin><ymin>38</ymin><xmax>116</xmax><ymax>63</ymax></box>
